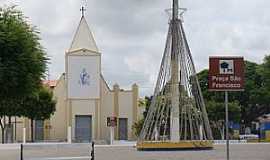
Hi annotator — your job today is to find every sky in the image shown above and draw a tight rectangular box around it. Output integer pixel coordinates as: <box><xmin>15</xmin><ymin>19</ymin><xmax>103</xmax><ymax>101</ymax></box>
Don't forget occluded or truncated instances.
<box><xmin>0</xmin><ymin>0</ymin><xmax>270</xmax><ymax>97</ymax></box>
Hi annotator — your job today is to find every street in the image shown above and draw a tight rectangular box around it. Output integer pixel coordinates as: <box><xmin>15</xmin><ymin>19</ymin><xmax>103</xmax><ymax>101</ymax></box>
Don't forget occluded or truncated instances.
<box><xmin>0</xmin><ymin>143</ymin><xmax>269</xmax><ymax>160</ymax></box>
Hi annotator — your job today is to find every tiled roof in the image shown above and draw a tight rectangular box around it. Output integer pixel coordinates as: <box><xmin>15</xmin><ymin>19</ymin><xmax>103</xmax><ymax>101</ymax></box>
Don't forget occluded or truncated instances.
<box><xmin>42</xmin><ymin>80</ymin><xmax>57</xmax><ymax>87</ymax></box>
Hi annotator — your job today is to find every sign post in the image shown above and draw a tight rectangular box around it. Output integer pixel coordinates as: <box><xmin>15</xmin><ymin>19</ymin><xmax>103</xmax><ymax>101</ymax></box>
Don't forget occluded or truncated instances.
<box><xmin>209</xmin><ymin>56</ymin><xmax>244</xmax><ymax>160</ymax></box>
<box><xmin>225</xmin><ymin>91</ymin><xmax>229</xmax><ymax>160</ymax></box>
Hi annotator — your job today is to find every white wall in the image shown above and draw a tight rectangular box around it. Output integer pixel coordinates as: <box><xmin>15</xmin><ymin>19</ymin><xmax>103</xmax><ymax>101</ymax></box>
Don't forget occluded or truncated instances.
<box><xmin>67</xmin><ymin>55</ymin><xmax>100</xmax><ymax>99</ymax></box>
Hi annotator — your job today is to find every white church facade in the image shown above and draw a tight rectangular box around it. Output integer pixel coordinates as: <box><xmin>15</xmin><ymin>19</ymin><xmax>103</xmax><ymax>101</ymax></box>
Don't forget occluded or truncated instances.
<box><xmin>0</xmin><ymin>15</ymin><xmax>140</xmax><ymax>143</ymax></box>
<box><xmin>48</xmin><ymin>15</ymin><xmax>139</xmax><ymax>142</ymax></box>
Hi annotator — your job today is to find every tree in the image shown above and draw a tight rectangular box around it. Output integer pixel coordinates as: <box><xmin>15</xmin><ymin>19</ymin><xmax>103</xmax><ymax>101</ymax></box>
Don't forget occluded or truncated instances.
<box><xmin>142</xmin><ymin>96</ymin><xmax>152</xmax><ymax>119</ymax></box>
<box><xmin>259</xmin><ymin>55</ymin><xmax>270</xmax><ymax>89</ymax></box>
<box><xmin>132</xmin><ymin>96</ymin><xmax>152</xmax><ymax>137</ymax></box>
<box><xmin>231</xmin><ymin>60</ymin><xmax>270</xmax><ymax>128</ymax></box>
<box><xmin>197</xmin><ymin>59</ymin><xmax>270</xmax><ymax>135</ymax></box>
<box><xmin>0</xmin><ymin>6</ymin><xmax>48</xmax><ymax>142</ymax></box>
<box><xmin>132</xmin><ymin>119</ymin><xmax>144</xmax><ymax>137</ymax></box>
<box><xmin>206</xmin><ymin>100</ymin><xmax>241</xmax><ymax>139</ymax></box>
<box><xmin>23</xmin><ymin>87</ymin><xmax>56</xmax><ymax>142</ymax></box>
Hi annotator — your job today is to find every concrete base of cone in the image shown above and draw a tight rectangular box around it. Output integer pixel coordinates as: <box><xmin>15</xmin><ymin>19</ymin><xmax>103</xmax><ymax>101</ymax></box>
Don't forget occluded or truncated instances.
<box><xmin>136</xmin><ymin>140</ymin><xmax>213</xmax><ymax>151</ymax></box>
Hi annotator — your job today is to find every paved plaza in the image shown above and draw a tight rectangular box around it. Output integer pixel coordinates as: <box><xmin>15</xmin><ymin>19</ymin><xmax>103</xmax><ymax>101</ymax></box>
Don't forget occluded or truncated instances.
<box><xmin>0</xmin><ymin>143</ymin><xmax>269</xmax><ymax>160</ymax></box>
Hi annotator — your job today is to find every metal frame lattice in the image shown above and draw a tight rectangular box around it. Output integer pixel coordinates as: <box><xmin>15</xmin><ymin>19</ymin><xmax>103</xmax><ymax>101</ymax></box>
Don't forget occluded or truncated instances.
<box><xmin>139</xmin><ymin>0</ymin><xmax>213</xmax><ymax>142</ymax></box>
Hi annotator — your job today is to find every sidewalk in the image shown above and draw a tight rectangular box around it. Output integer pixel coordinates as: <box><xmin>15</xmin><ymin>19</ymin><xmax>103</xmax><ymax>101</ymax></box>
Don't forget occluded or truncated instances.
<box><xmin>0</xmin><ymin>141</ymin><xmax>137</xmax><ymax>150</ymax></box>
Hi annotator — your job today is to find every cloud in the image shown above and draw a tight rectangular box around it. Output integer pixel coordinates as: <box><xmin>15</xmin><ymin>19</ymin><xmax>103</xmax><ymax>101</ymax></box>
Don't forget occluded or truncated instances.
<box><xmin>1</xmin><ymin>0</ymin><xmax>269</xmax><ymax>96</ymax></box>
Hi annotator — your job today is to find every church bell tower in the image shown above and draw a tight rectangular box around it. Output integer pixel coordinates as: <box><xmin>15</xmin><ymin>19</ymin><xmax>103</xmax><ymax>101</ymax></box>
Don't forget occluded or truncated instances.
<box><xmin>65</xmin><ymin>9</ymin><xmax>101</xmax><ymax>142</ymax></box>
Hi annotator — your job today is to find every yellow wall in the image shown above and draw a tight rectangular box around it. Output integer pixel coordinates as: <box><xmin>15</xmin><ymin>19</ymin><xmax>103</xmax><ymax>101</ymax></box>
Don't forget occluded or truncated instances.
<box><xmin>49</xmin><ymin>74</ymin><xmax>67</xmax><ymax>141</ymax></box>
<box><xmin>0</xmin><ymin>117</ymin><xmax>31</xmax><ymax>143</ymax></box>
<box><xmin>0</xmin><ymin>76</ymin><xmax>139</xmax><ymax>143</ymax></box>
<box><xmin>119</xmin><ymin>91</ymin><xmax>133</xmax><ymax>139</ymax></box>
<box><xmin>71</xmin><ymin>99</ymin><xmax>97</xmax><ymax>140</ymax></box>
<box><xmin>100</xmin><ymin>78</ymin><xmax>114</xmax><ymax>141</ymax></box>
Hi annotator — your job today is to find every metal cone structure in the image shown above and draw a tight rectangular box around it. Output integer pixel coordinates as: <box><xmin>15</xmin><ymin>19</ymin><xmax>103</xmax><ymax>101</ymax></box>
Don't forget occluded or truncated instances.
<box><xmin>137</xmin><ymin>0</ymin><xmax>213</xmax><ymax>150</ymax></box>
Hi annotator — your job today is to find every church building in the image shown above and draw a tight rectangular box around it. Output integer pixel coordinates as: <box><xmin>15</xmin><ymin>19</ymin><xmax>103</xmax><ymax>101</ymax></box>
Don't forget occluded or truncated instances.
<box><xmin>0</xmin><ymin>14</ymin><xmax>139</xmax><ymax>143</ymax></box>
<box><xmin>47</xmin><ymin>15</ymin><xmax>139</xmax><ymax>142</ymax></box>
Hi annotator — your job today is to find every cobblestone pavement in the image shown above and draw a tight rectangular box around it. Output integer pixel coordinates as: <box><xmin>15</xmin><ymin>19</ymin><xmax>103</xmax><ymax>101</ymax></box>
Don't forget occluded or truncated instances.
<box><xmin>0</xmin><ymin>143</ymin><xmax>270</xmax><ymax>160</ymax></box>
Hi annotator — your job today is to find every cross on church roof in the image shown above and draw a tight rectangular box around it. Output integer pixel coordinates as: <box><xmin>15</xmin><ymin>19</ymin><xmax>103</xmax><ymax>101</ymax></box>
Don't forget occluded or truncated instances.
<box><xmin>80</xmin><ymin>6</ymin><xmax>86</xmax><ymax>17</ymax></box>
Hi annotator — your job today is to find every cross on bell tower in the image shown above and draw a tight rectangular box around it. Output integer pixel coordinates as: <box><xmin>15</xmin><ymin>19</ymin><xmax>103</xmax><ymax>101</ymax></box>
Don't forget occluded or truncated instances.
<box><xmin>80</xmin><ymin>6</ymin><xmax>86</xmax><ymax>17</ymax></box>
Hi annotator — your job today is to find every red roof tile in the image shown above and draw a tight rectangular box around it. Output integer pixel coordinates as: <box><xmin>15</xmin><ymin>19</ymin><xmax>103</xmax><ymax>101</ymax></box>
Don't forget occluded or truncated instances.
<box><xmin>42</xmin><ymin>80</ymin><xmax>57</xmax><ymax>87</ymax></box>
